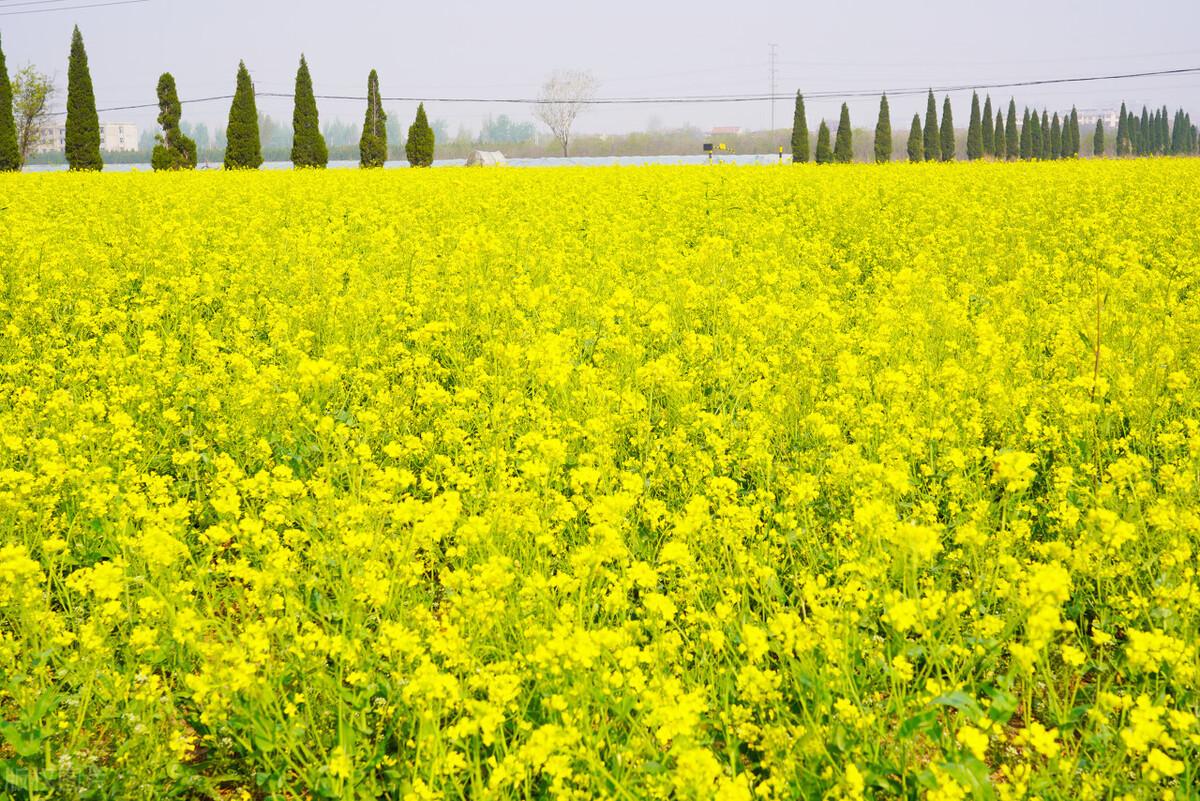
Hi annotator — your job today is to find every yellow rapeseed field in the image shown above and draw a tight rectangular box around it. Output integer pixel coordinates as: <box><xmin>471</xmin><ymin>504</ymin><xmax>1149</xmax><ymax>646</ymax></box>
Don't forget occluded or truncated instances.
<box><xmin>0</xmin><ymin>162</ymin><xmax>1198</xmax><ymax>800</ymax></box>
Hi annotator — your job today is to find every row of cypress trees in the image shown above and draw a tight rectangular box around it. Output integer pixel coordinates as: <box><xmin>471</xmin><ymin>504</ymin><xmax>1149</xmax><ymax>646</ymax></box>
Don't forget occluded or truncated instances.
<box><xmin>1114</xmin><ymin>103</ymin><xmax>1196</xmax><ymax>157</ymax></box>
<box><xmin>0</xmin><ymin>25</ymin><xmax>438</xmax><ymax>171</ymax></box>
<box><xmin>205</xmin><ymin>57</ymin><xmax>435</xmax><ymax>171</ymax></box>
<box><xmin>791</xmin><ymin>89</ymin><xmax>1200</xmax><ymax>163</ymax></box>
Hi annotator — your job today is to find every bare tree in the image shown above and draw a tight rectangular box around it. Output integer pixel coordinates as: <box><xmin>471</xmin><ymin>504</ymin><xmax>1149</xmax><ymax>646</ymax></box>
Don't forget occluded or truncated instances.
<box><xmin>13</xmin><ymin>66</ymin><xmax>55</xmax><ymax>167</ymax></box>
<box><xmin>532</xmin><ymin>69</ymin><xmax>598</xmax><ymax>158</ymax></box>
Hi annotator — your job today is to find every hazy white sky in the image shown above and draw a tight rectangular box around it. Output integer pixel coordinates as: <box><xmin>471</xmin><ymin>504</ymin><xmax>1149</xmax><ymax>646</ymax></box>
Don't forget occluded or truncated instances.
<box><xmin>4</xmin><ymin>0</ymin><xmax>1200</xmax><ymax>138</ymax></box>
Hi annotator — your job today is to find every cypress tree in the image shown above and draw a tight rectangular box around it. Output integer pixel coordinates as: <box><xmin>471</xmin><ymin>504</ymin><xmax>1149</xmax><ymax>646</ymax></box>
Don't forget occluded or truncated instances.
<box><xmin>995</xmin><ymin>111</ymin><xmax>1006</xmax><ymax>159</ymax></box>
<box><xmin>406</xmin><ymin>102</ymin><xmax>435</xmax><ymax>167</ymax></box>
<box><xmin>873</xmin><ymin>94</ymin><xmax>892</xmax><ymax>162</ymax></box>
<box><xmin>923</xmin><ymin>90</ymin><xmax>939</xmax><ymax>162</ymax></box>
<box><xmin>1069</xmin><ymin>107</ymin><xmax>1080</xmax><ymax>156</ymax></box>
<box><xmin>815</xmin><ymin>120</ymin><xmax>832</xmax><ymax>164</ymax></box>
<box><xmin>150</xmin><ymin>72</ymin><xmax>196</xmax><ymax>171</ymax></box>
<box><xmin>1049</xmin><ymin>112</ymin><xmax>1061</xmax><ymax>160</ymax></box>
<box><xmin>224</xmin><ymin>61</ymin><xmax>263</xmax><ymax>170</ymax></box>
<box><xmin>1039</xmin><ymin>110</ymin><xmax>1050</xmax><ymax>159</ymax></box>
<box><xmin>834</xmin><ymin>103</ymin><xmax>853</xmax><ymax>163</ymax></box>
<box><xmin>1160</xmin><ymin>106</ymin><xmax>1170</xmax><ymax>154</ymax></box>
<box><xmin>0</xmin><ymin>33</ymin><xmax>19</xmax><ymax>172</ymax></box>
<box><xmin>966</xmin><ymin>92</ymin><xmax>982</xmax><ymax>160</ymax></box>
<box><xmin>1020</xmin><ymin>108</ymin><xmax>1032</xmax><ymax>160</ymax></box>
<box><xmin>359</xmin><ymin>69</ymin><xmax>387</xmax><ymax>168</ymax></box>
<box><xmin>1139</xmin><ymin>106</ymin><xmax>1150</xmax><ymax>155</ymax></box>
<box><xmin>1005</xmin><ymin>99</ymin><xmax>1018</xmax><ymax>160</ymax></box>
<box><xmin>1028</xmin><ymin>110</ymin><xmax>1041</xmax><ymax>158</ymax></box>
<box><xmin>907</xmin><ymin>114</ymin><xmax>923</xmax><ymax>162</ymax></box>
<box><xmin>65</xmin><ymin>26</ymin><xmax>102</xmax><ymax>171</ymax></box>
<box><xmin>981</xmin><ymin>95</ymin><xmax>994</xmax><ymax>156</ymax></box>
<box><xmin>791</xmin><ymin>91</ymin><xmax>809</xmax><ymax>163</ymax></box>
<box><xmin>939</xmin><ymin>95</ymin><xmax>955</xmax><ymax>161</ymax></box>
<box><xmin>1093</xmin><ymin>119</ymin><xmax>1104</xmax><ymax>157</ymax></box>
<box><xmin>1115</xmin><ymin>103</ymin><xmax>1128</xmax><ymax>156</ymax></box>
<box><xmin>291</xmin><ymin>55</ymin><xmax>328</xmax><ymax>168</ymax></box>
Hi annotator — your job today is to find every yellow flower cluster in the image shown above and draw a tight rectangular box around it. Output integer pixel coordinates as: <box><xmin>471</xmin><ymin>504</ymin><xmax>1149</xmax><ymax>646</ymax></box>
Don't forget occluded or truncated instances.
<box><xmin>0</xmin><ymin>161</ymin><xmax>1198</xmax><ymax>799</ymax></box>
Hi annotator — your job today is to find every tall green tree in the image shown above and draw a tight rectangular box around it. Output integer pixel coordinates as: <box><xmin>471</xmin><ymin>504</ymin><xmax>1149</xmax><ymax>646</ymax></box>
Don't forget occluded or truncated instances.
<box><xmin>1115</xmin><ymin>103</ymin><xmax>1128</xmax><ymax>156</ymax></box>
<box><xmin>150</xmin><ymin>72</ymin><xmax>196</xmax><ymax>171</ymax></box>
<box><xmin>1020</xmin><ymin>108</ymin><xmax>1032</xmax><ymax>160</ymax></box>
<box><xmin>1093</xmin><ymin>119</ymin><xmax>1104</xmax><ymax>158</ymax></box>
<box><xmin>981</xmin><ymin>95</ymin><xmax>994</xmax><ymax>156</ymax></box>
<box><xmin>0</xmin><ymin>33</ymin><xmax>19</xmax><ymax>172</ymax></box>
<box><xmin>791</xmin><ymin>91</ymin><xmax>809</xmax><ymax>163</ymax></box>
<box><xmin>406</xmin><ymin>102</ymin><xmax>435</xmax><ymax>167</ymax></box>
<box><xmin>1049</xmin><ymin>112</ymin><xmax>1061</xmax><ymax>161</ymax></box>
<box><xmin>994</xmin><ymin>111</ymin><xmax>1006</xmax><ymax>159</ymax></box>
<box><xmin>873</xmin><ymin>93</ymin><xmax>891</xmax><ymax>163</ymax></box>
<box><xmin>1029</xmin><ymin>110</ymin><xmax>1042</xmax><ymax>158</ymax></box>
<box><xmin>923</xmin><ymin>90</ymin><xmax>938</xmax><ymax>162</ymax></box>
<box><xmin>1005</xmin><ymin>99</ymin><xmax>1019</xmax><ymax>160</ymax></box>
<box><xmin>359</xmin><ymin>69</ymin><xmax>387</xmax><ymax>168</ymax></box>
<box><xmin>1068</xmin><ymin>107</ymin><xmax>1080</xmax><ymax>156</ymax></box>
<box><xmin>815</xmin><ymin>120</ymin><xmax>832</xmax><ymax>164</ymax></box>
<box><xmin>907</xmin><ymin>114</ymin><xmax>922</xmax><ymax>162</ymax></box>
<box><xmin>1139</xmin><ymin>106</ymin><xmax>1150</xmax><ymax>154</ymax></box>
<box><xmin>291</xmin><ymin>55</ymin><xmax>328</xmax><ymax>168</ymax></box>
<box><xmin>834</xmin><ymin>103</ymin><xmax>853</xmax><ymax>163</ymax></box>
<box><xmin>1038</xmin><ymin>110</ymin><xmax>1050</xmax><ymax>159</ymax></box>
<box><xmin>939</xmin><ymin>96</ymin><xmax>955</xmax><ymax>161</ymax></box>
<box><xmin>65</xmin><ymin>26</ymin><xmax>102</xmax><ymax>171</ymax></box>
<box><xmin>966</xmin><ymin>92</ymin><xmax>982</xmax><ymax>160</ymax></box>
<box><xmin>224</xmin><ymin>61</ymin><xmax>263</xmax><ymax>169</ymax></box>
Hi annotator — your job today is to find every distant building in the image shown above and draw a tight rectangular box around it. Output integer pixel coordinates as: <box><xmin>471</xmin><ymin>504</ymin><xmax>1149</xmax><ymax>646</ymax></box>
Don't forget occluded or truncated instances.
<box><xmin>707</xmin><ymin>126</ymin><xmax>744</xmax><ymax>137</ymax></box>
<box><xmin>33</xmin><ymin>121</ymin><xmax>139</xmax><ymax>154</ymax></box>
<box><xmin>1077</xmin><ymin>109</ymin><xmax>1121</xmax><ymax>129</ymax></box>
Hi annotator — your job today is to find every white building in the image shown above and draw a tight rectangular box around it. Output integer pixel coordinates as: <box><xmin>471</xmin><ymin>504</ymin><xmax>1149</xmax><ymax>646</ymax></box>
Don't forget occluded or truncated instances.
<box><xmin>1077</xmin><ymin>109</ymin><xmax>1121</xmax><ymax>130</ymax></box>
<box><xmin>33</xmin><ymin>121</ymin><xmax>139</xmax><ymax>154</ymax></box>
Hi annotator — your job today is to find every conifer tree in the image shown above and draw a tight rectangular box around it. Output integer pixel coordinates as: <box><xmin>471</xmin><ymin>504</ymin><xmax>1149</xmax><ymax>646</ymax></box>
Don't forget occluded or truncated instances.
<box><xmin>1059</xmin><ymin>114</ymin><xmax>1071</xmax><ymax>159</ymax></box>
<box><xmin>0</xmin><ymin>33</ymin><xmax>19</xmax><ymax>172</ymax></box>
<box><xmin>1139</xmin><ymin>106</ymin><xmax>1150</xmax><ymax>154</ymax></box>
<box><xmin>834</xmin><ymin>103</ymin><xmax>853</xmax><ymax>163</ymax></box>
<box><xmin>1115</xmin><ymin>103</ymin><xmax>1128</xmax><ymax>156</ymax></box>
<box><xmin>981</xmin><ymin>95</ymin><xmax>994</xmax><ymax>156</ymax></box>
<box><xmin>1020</xmin><ymin>108</ymin><xmax>1032</xmax><ymax>160</ymax></box>
<box><xmin>791</xmin><ymin>92</ymin><xmax>809</xmax><ymax>163</ymax></box>
<box><xmin>1049</xmin><ymin>112</ymin><xmax>1061</xmax><ymax>161</ymax></box>
<box><xmin>1160</xmin><ymin>106</ymin><xmax>1170</xmax><ymax>154</ymax></box>
<box><xmin>815</xmin><ymin>120</ymin><xmax>832</xmax><ymax>164</ymax></box>
<box><xmin>1039</xmin><ymin>110</ymin><xmax>1050</xmax><ymax>159</ymax></box>
<box><xmin>406</xmin><ymin>102</ymin><xmax>435</xmax><ymax>167</ymax></box>
<box><xmin>150</xmin><ymin>72</ymin><xmax>196</xmax><ymax>170</ymax></box>
<box><xmin>873</xmin><ymin>94</ymin><xmax>891</xmax><ymax>163</ymax></box>
<box><xmin>1069</xmin><ymin>107</ymin><xmax>1080</xmax><ymax>156</ymax></box>
<box><xmin>1029</xmin><ymin>110</ymin><xmax>1041</xmax><ymax>158</ymax></box>
<box><xmin>224</xmin><ymin>61</ymin><xmax>263</xmax><ymax>169</ymax></box>
<box><xmin>966</xmin><ymin>92</ymin><xmax>983</xmax><ymax>160</ymax></box>
<box><xmin>359</xmin><ymin>69</ymin><xmax>387</xmax><ymax>168</ymax></box>
<box><xmin>65</xmin><ymin>26</ymin><xmax>102</xmax><ymax>171</ymax></box>
<box><xmin>939</xmin><ymin>96</ymin><xmax>955</xmax><ymax>161</ymax></box>
<box><xmin>906</xmin><ymin>114</ymin><xmax>922</xmax><ymax>162</ymax></box>
<box><xmin>923</xmin><ymin>90</ymin><xmax>939</xmax><ymax>162</ymax></box>
<box><xmin>995</xmin><ymin>111</ymin><xmax>1006</xmax><ymax>159</ymax></box>
<box><xmin>1093</xmin><ymin>119</ymin><xmax>1104</xmax><ymax>158</ymax></box>
<box><xmin>291</xmin><ymin>55</ymin><xmax>328</xmax><ymax>168</ymax></box>
<box><xmin>1005</xmin><ymin>99</ymin><xmax>1018</xmax><ymax>160</ymax></box>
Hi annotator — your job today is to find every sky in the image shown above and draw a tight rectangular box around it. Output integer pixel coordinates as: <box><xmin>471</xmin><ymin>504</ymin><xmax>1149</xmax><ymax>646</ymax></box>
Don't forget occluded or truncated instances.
<box><xmin>4</xmin><ymin>0</ymin><xmax>1200</xmax><ymax>142</ymax></box>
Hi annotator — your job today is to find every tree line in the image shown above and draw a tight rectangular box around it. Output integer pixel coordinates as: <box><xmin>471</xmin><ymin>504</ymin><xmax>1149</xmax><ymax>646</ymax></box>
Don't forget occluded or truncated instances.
<box><xmin>789</xmin><ymin>90</ymin><xmax>1199</xmax><ymax>163</ymax></box>
<box><xmin>0</xmin><ymin>27</ymin><xmax>437</xmax><ymax>171</ymax></box>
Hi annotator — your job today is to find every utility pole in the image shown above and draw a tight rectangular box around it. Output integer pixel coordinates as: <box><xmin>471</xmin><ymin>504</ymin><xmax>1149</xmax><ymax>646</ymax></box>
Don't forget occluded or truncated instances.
<box><xmin>769</xmin><ymin>43</ymin><xmax>779</xmax><ymax>153</ymax></box>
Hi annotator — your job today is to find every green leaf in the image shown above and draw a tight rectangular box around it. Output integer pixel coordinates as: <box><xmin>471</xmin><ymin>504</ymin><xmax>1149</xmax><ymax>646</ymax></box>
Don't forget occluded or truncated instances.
<box><xmin>933</xmin><ymin>691</ymin><xmax>982</xmax><ymax>717</ymax></box>
<box><xmin>898</xmin><ymin>708</ymin><xmax>940</xmax><ymax>738</ymax></box>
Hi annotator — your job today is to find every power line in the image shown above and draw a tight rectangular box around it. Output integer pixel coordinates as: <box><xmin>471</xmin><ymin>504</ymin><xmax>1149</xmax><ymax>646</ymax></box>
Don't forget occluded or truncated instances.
<box><xmin>0</xmin><ymin>0</ymin><xmax>149</xmax><ymax>15</ymax></box>
<box><xmin>42</xmin><ymin>64</ymin><xmax>1200</xmax><ymax>116</ymax></box>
